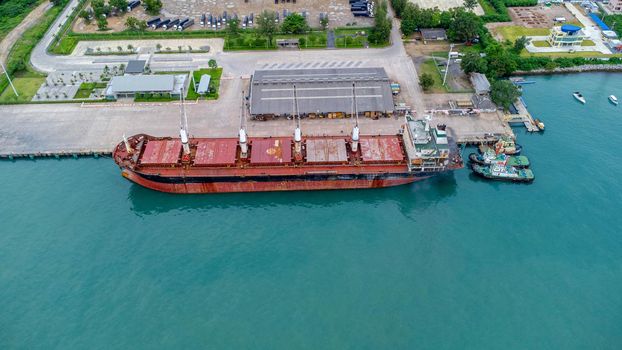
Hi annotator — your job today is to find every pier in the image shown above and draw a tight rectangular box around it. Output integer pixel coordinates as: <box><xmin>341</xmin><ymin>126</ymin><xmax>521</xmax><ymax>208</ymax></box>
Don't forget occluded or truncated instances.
<box><xmin>505</xmin><ymin>97</ymin><xmax>541</xmax><ymax>133</ymax></box>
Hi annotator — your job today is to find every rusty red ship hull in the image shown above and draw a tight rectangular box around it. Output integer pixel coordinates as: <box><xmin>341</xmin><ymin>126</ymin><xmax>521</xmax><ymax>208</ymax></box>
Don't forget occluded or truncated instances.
<box><xmin>114</xmin><ymin>133</ymin><xmax>462</xmax><ymax>194</ymax></box>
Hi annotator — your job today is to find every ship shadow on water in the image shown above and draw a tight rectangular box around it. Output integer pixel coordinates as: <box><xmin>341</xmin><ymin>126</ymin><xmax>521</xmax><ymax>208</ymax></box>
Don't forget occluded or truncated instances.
<box><xmin>127</xmin><ymin>173</ymin><xmax>458</xmax><ymax>217</ymax></box>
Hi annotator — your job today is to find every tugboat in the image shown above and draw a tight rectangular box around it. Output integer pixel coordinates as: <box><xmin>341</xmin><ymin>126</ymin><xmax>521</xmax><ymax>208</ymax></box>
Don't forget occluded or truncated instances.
<box><xmin>573</xmin><ymin>91</ymin><xmax>586</xmax><ymax>104</ymax></box>
<box><xmin>609</xmin><ymin>95</ymin><xmax>618</xmax><ymax>105</ymax></box>
<box><xmin>472</xmin><ymin>163</ymin><xmax>534</xmax><ymax>183</ymax></box>
<box><xmin>469</xmin><ymin>150</ymin><xmax>530</xmax><ymax>168</ymax></box>
<box><xmin>479</xmin><ymin>136</ymin><xmax>522</xmax><ymax>155</ymax></box>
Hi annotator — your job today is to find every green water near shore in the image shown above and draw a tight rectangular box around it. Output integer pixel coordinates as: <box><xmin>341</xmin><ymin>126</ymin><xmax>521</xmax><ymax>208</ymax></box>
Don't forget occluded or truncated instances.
<box><xmin>1</xmin><ymin>73</ymin><xmax>622</xmax><ymax>349</ymax></box>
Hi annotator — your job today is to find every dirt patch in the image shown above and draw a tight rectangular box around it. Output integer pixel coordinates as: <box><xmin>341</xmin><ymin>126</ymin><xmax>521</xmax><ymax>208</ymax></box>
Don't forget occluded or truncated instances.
<box><xmin>73</xmin><ymin>6</ymin><xmax>153</xmax><ymax>33</ymax></box>
<box><xmin>509</xmin><ymin>4</ymin><xmax>576</xmax><ymax>28</ymax></box>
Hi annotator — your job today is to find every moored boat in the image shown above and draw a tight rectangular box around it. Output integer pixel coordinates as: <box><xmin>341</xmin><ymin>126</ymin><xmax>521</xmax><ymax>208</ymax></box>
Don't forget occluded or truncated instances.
<box><xmin>469</xmin><ymin>151</ymin><xmax>530</xmax><ymax>168</ymax></box>
<box><xmin>609</xmin><ymin>95</ymin><xmax>618</xmax><ymax>105</ymax></box>
<box><xmin>479</xmin><ymin>136</ymin><xmax>522</xmax><ymax>155</ymax></box>
<box><xmin>573</xmin><ymin>91</ymin><xmax>586</xmax><ymax>104</ymax></box>
<box><xmin>534</xmin><ymin>118</ymin><xmax>545</xmax><ymax>130</ymax></box>
<box><xmin>471</xmin><ymin>163</ymin><xmax>534</xmax><ymax>183</ymax></box>
<box><xmin>114</xmin><ymin>86</ymin><xmax>463</xmax><ymax>194</ymax></box>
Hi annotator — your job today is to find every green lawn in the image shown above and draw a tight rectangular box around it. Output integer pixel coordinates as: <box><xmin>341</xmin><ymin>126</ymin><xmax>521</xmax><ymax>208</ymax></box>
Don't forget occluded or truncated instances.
<box><xmin>73</xmin><ymin>82</ymin><xmax>107</xmax><ymax>99</ymax></box>
<box><xmin>532</xmin><ymin>41</ymin><xmax>551</xmax><ymax>47</ymax></box>
<box><xmin>0</xmin><ymin>73</ymin><xmax>45</xmax><ymax>103</ymax></box>
<box><xmin>496</xmin><ymin>26</ymin><xmax>550</xmax><ymax>42</ymax></box>
<box><xmin>419</xmin><ymin>59</ymin><xmax>446</xmax><ymax>93</ymax></box>
<box><xmin>187</xmin><ymin>68</ymin><xmax>223</xmax><ymax>100</ymax></box>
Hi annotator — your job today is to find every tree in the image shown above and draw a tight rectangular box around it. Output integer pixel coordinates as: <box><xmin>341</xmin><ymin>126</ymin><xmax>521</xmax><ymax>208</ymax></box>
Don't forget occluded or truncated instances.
<box><xmin>320</xmin><ymin>16</ymin><xmax>329</xmax><ymax>30</ymax></box>
<box><xmin>91</xmin><ymin>0</ymin><xmax>111</xmax><ymax>17</ymax></box>
<box><xmin>419</xmin><ymin>73</ymin><xmax>435</xmax><ymax>91</ymax></box>
<box><xmin>460</xmin><ymin>52</ymin><xmax>487</xmax><ymax>74</ymax></box>
<box><xmin>390</xmin><ymin>0</ymin><xmax>408</xmax><ymax>18</ymax></box>
<box><xmin>125</xmin><ymin>17</ymin><xmax>147</xmax><ymax>31</ymax></box>
<box><xmin>400</xmin><ymin>4</ymin><xmax>418</xmax><ymax>36</ymax></box>
<box><xmin>137</xmin><ymin>19</ymin><xmax>148</xmax><ymax>31</ymax></box>
<box><xmin>50</xmin><ymin>0</ymin><xmax>64</xmax><ymax>6</ymax></box>
<box><xmin>144</xmin><ymin>0</ymin><xmax>162</xmax><ymax>15</ymax></box>
<box><xmin>109</xmin><ymin>0</ymin><xmax>129</xmax><ymax>12</ymax></box>
<box><xmin>208</xmin><ymin>59</ymin><xmax>217</xmax><ymax>68</ymax></box>
<box><xmin>463</xmin><ymin>0</ymin><xmax>478</xmax><ymax>10</ymax></box>
<box><xmin>513</xmin><ymin>36</ymin><xmax>529</xmax><ymax>54</ymax></box>
<box><xmin>447</xmin><ymin>8</ymin><xmax>482</xmax><ymax>43</ymax></box>
<box><xmin>79</xmin><ymin>9</ymin><xmax>92</xmax><ymax>24</ymax></box>
<box><xmin>125</xmin><ymin>16</ymin><xmax>138</xmax><ymax>29</ymax></box>
<box><xmin>281</xmin><ymin>13</ymin><xmax>309</xmax><ymax>34</ymax></box>
<box><xmin>490</xmin><ymin>80</ymin><xmax>521</xmax><ymax>111</ymax></box>
<box><xmin>97</xmin><ymin>16</ymin><xmax>108</xmax><ymax>31</ymax></box>
<box><xmin>227</xmin><ymin>17</ymin><xmax>240</xmax><ymax>37</ymax></box>
<box><xmin>369</xmin><ymin>0</ymin><xmax>392</xmax><ymax>44</ymax></box>
<box><xmin>485</xmin><ymin>43</ymin><xmax>517</xmax><ymax>78</ymax></box>
<box><xmin>257</xmin><ymin>11</ymin><xmax>278</xmax><ymax>46</ymax></box>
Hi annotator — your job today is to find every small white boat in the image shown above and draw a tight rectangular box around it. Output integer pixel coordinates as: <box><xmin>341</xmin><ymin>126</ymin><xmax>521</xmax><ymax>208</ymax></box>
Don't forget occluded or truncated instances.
<box><xmin>573</xmin><ymin>92</ymin><xmax>586</xmax><ymax>104</ymax></box>
<box><xmin>609</xmin><ymin>95</ymin><xmax>618</xmax><ymax>105</ymax></box>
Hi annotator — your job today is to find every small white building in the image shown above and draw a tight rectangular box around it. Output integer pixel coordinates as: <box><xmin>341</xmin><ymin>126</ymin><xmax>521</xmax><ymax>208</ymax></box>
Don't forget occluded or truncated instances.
<box><xmin>105</xmin><ymin>74</ymin><xmax>187</xmax><ymax>99</ymax></box>
<box><xmin>548</xmin><ymin>25</ymin><xmax>586</xmax><ymax>48</ymax></box>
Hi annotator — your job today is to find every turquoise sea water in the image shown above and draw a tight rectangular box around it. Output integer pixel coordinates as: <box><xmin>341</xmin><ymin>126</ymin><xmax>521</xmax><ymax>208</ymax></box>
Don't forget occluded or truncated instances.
<box><xmin>1</xmin><ymin>73</ymin><xmax>622</xmax><ymax>349</ymax></box>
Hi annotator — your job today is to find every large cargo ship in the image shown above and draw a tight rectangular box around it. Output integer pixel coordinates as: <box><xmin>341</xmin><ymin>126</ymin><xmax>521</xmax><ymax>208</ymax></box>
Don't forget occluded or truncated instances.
<box><xmin>113</xmin><ymin>115</ymin><xmax>462</xmax><ymax>194</ymax></box>
<box><xmin>114</xmin><ymin>86</ymin><xmax>462</xmax><ymax>194</ymax></box>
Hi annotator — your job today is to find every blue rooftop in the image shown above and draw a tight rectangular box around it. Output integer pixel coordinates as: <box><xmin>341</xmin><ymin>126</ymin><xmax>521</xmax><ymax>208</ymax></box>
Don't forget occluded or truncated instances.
<box><xmin>561</xmin><ymin>24</ymin><xmax>582</xmax><ymax>33</ymax></box>
<box><xmin>589</xmin><ymin>13</ymin><xmax>610</xmax><ymax>31</ymax></box>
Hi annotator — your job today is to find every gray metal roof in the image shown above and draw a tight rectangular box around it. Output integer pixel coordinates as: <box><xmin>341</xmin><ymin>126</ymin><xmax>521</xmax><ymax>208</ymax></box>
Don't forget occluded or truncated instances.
<box><xmin>250</xmin><ymin>68</ymin><xmax>394</xmax><ymax>115</ymax></box>
<box><xmin>470</xmin><ymin>73</ymin><xmax>491</xmax><ymax>95</ymax></box>
<box><xmin>125</xmin><ymin>60</ymin><xmax>146</xmax><ymax>74</ymax></box>
<box><xmin>108</xmin><ymin>75</ymin><xmax>175</xmax><ymax>93</ymax></box>
<box><xmin>197</xmin><ymin>74</ymin><xmax>211</xmax><ymax>94</ymax></box>
<box><xmin>420</xmin><ymin>28</ymin><xmax>447</xmax><ymax>40</ymax></box>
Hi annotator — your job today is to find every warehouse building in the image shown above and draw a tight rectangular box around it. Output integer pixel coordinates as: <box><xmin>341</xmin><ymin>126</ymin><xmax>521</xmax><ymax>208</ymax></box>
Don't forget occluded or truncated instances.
<box><xmin>249</xmin><ymin>67</ymin><xmax>395</xmax><ymax>120</ymax></box>
<box><xmin>105</xmin><ymin>74</ymin><xmax>187</xmax><ymax>99</ymax></box>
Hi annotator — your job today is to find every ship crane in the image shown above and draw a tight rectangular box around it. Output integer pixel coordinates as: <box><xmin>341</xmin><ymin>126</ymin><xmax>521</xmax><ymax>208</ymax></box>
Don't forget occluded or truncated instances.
<box><xmin>239</xmin><ymin>91</ymin><xmax>249</xmax><ymax>158</ymax></box>
<box><xmin>292</xmin><ymin>84</ymin><xmax>303</xmax><ymax>161</ymax></box>
<box><xmin>351</xmin><ymin>83</ymin><xmax>360</xmax><ymax>153</ymax></box>
<box><xmin>179</xmin><ymin>88</ymin><xmax>191</xmax><ymax>162</ymax></box>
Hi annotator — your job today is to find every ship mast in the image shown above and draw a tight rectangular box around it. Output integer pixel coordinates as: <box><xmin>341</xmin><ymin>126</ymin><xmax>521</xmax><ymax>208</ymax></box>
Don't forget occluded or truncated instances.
<box><xmin>179</xmin><ymin>87</ymin><xmax>190</xmax><ymax>161</ymax></box>
<box><xmin>239</xmin><ymin>91</ymin><xmax>249</xmax><ymax>158</ymax></box>
<box><xmin>292</xmin><ymin>84</ymin><xmax>302</xmax><ymax>161</ymax></box>
<box><xmin>351</xmin><ymin>82</ymin><xmax>360</xmax><ymax>153</ymax></box>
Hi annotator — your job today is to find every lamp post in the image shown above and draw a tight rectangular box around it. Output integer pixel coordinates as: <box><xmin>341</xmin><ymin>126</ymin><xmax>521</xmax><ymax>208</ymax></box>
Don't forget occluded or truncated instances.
<box><xmin>0</xmin><ymin>61</ymin><xmax>18</xmax><ymax>97</ymax></box>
